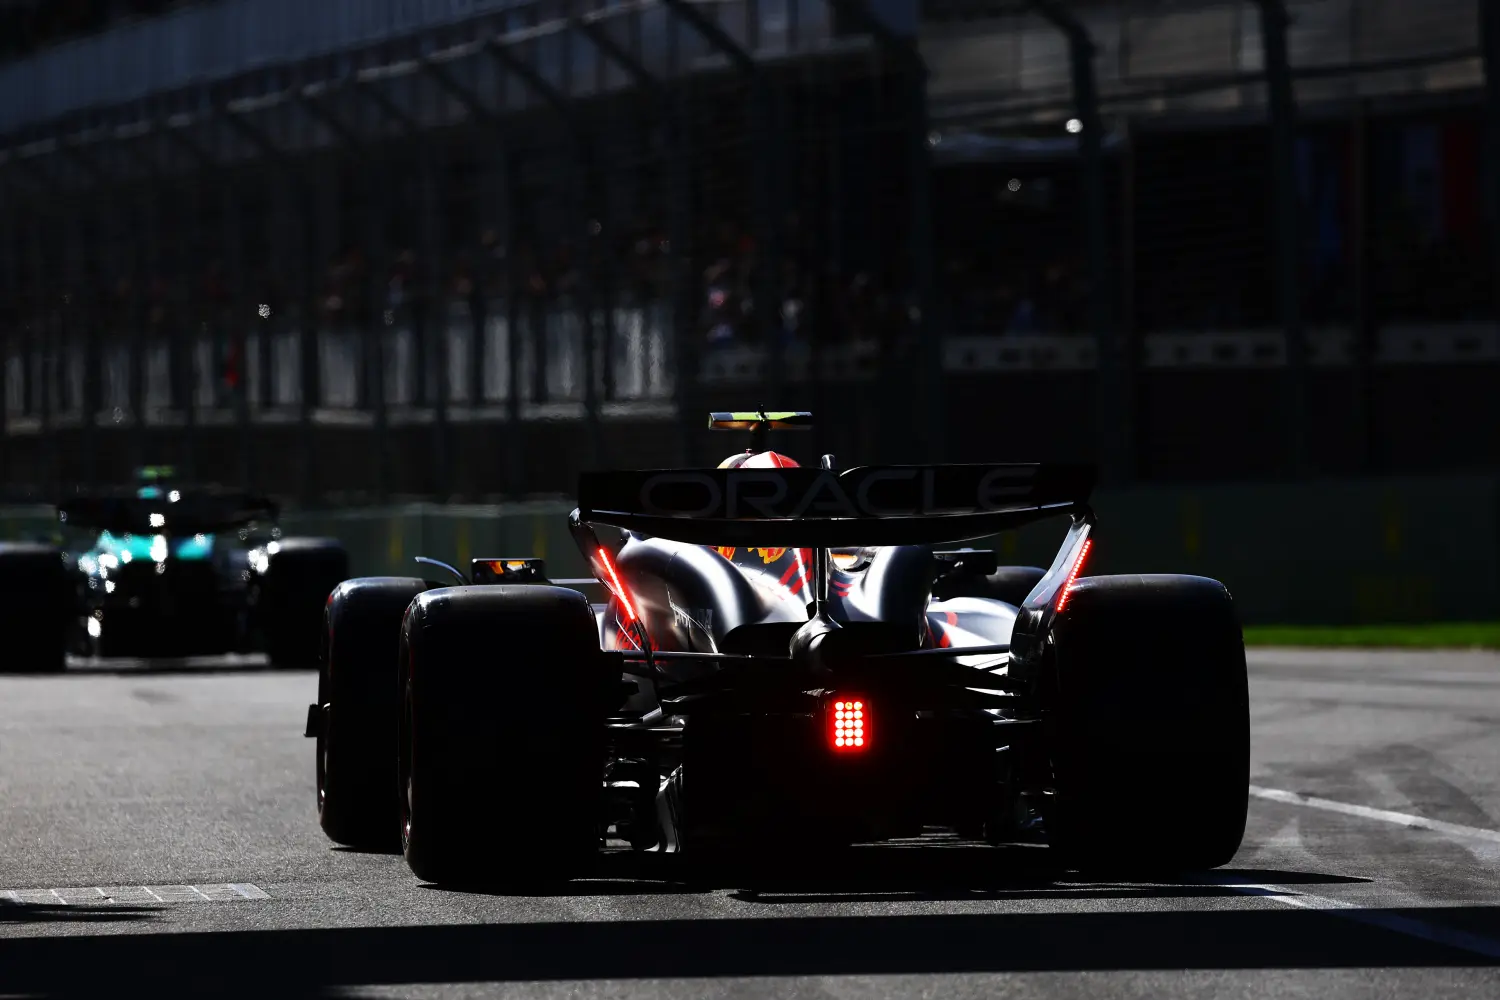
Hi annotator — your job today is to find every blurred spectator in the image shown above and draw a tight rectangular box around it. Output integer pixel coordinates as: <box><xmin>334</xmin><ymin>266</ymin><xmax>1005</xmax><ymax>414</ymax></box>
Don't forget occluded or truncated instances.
<box><xmin>702</xmin><ymin>258</ymin><xmax>738</xmax><ymax>346</ymax></box>
<box><xmin>322</xmin><ymin>253</ymin><xmax>349</xmax><ymax>323</ymax></box>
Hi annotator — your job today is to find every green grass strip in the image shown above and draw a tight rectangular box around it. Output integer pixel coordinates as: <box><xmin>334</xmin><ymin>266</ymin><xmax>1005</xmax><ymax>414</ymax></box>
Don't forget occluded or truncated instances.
<box><xmin>1242</xmin><ymin>622</ymin><xmax>1500</xmax><ymax>650</ymax></box>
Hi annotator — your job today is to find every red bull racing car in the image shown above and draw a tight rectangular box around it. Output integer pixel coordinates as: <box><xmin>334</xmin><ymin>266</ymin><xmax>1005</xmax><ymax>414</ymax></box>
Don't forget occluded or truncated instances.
<box><xmin>309</xmin><ymin>412</ymin><xmax>1249</xmax><ymax>883</ymax></box>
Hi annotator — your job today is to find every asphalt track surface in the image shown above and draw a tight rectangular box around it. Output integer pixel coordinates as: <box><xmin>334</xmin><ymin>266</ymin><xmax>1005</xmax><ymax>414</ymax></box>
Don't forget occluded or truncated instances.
<box><xmin>4</xmin><ymin>649</ymin><xmax>1500</xmax><ymax>998</ymax></box>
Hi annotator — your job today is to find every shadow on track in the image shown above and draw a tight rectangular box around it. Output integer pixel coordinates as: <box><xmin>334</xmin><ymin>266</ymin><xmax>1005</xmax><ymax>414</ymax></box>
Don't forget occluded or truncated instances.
<box><xmin>720</xmin><ymin>863</ymin><xmax>1369</xmax><ymax>905</ymax></box>
<box><xmin>0</xmin><ymin>901</ymin><xmax>162</xmax><ymax>925</ymax></box>
<box><xmin>374</xmin><ymin>841</ymin><xmax>1378</xmax><ymax>902</ymax></box>
<box><xmin>426</xmin><ymin>845</ymin><xmax>1373</xmax><ymax>899</ymax></box>
<box><xmin>3</xmin><ymin>902</ymin><xmax>1497</xmax><ymax>998</ymax></box>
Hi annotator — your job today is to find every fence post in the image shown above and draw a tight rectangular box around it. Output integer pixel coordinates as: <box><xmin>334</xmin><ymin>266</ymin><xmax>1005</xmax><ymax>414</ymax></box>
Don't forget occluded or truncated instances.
<box><xmin>358</xmin><ymin>70</ymin><xmax>447</xmax><ymax>502</ymax></box>
<box><xmin>905</xmin><ymin>56</ymin><xmax>938</xmax><ymax>463</ymax></box>
<box><xmin>0</xmin><ymin>175</ymin><xmax>14</xmax><ymax>495</ymax></box>
<box><xmin>62</xmin><ymin>189</ymin><xmax>92</xmax><ymax>492</ymax></box>
<box><xmin>168</xmin><ymin>142</ymin><xmax>201</xmax><ymax>482</ymax></box>
<box><xmin>665</xmin><ymin>84</ymin><xmax>697</xmax><ymax>467</ymax></box>
<box><xmin>571</xmin><ymin>7</ymin><xmax>695</xmax><ymax>463</ymax></box>
<box><xmin>487</xmin><ymin>33</ymin><xmax>605</xmax><ymax>469</ymax></box>
<box><xmin>52</xmin><ymin>142</ymin><xmax>113</xmax><ymax>489</ymax></box>
<box><xmin>504</xmin><ymin>148</ymin><xmax>526</xmax><ymax>495</ymax></box>
<box><xmin>301</xmin><ymin>79</ymin><xmax>385</xmax><ymax>502</ymax></box>
<box><xmin>825</xmin><ymin>0</ymin><xmax>939</xmax><ymax>461</ymax></box>
<box><xmin>219</xmin><ymin>172</ymin><xmax>255</xmax><ymax>492</ymax></box>
<box><xmin>213</xmin><ymin>94</ymin><xmax>309</xmax><ymax>499</ymax></box>
<box><xmin>0</xmin><ymin>163</ymin><xmax>50</xmax><ymax>496</ymax></box>
<box><xmin>133</xmin><ymin>177</ymin><xmax>156</xmax><ymax>476</ymax></box>
<box><xmin>1348</xmin><ymin>100</ymin><xmax>1374</xmax><ymax>474</ymax></box>
<box><xmin>54</xmin><ymin>133</ymin><xmax>114</xmax><ymax>490</ymax></box>
<box><xmin>417</xmin><ymin>48</ymin><xmax>524</xmax><ymax>498</ymax></box>
<box><xmin>27</xmin><ymin>200</ymin><xmax>52</xmax><ymax>495</ymax></box>
<box><xmin>1256</xmin><ymin>0</ymin><xmax>1308</xmax><ymax>479</ymax></box>
<box><xmin>659</xmin><ymin>0</ymin><xmax>784</xmax><ymax>413</ymax></box>
<box><xmin>303</xmin><ymin>158</ymin><xmax>335</xmax><ymax>506</ymax></box>
<box><xmin>421</xmin><ymin>145</ymin><xmax>452</xmax><ymax>499</ymax></box>
<box><xmin>1483</xmin><ymin>0</ymin><xmax>1500</xmax><ymax>333</ymax></box>
<box><xmin>83</xmin><ymin>143</ymin><xmax>132</xmax><ymax>494</ymax></box>
<box><xmin>153</xmin><ymin>112</ymin><xmax>252</xmax><ymax>494</ymax></box>
<box><xmin>1031</xmin><ymin>1</ymin><xmax>1127</xmax><ymax>484</ymax></box>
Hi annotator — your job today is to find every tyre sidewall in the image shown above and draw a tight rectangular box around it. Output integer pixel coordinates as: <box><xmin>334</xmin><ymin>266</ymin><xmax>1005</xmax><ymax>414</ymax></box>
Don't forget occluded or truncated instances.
<box><xmin>401</xmin><ymin>585</ymin><xmax>612</xmax><ymax>887</ymax></box>
<box><xmin>1044</xmin><ymin>574</ymin><xmax>1250</xmax><ymax>872</ymax></box>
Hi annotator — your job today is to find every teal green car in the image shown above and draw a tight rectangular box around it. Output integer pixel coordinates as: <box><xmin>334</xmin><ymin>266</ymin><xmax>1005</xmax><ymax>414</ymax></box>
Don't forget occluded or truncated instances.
<box><xmin>0</xmin><ymin>467</ymin><xmax>350</xmax><ymax>670</ymax></box>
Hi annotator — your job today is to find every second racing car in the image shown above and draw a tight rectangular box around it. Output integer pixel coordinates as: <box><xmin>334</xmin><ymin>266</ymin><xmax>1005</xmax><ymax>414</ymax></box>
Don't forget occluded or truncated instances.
<box><xmin>0</xmin><ymin>467</ymin><xmax>349</xmax><ymax>670</ymax></box>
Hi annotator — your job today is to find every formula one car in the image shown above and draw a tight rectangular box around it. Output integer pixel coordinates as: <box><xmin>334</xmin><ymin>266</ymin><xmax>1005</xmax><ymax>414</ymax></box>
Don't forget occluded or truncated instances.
<box><xmin>0</xmin><ymin>466</ymin><xmax>349</xmax><ymax>671</ymax></box>
<box><xmin>310</xmin><ymin>413</ymin><xmax>1249</xmax><ymax>879</ymax></box>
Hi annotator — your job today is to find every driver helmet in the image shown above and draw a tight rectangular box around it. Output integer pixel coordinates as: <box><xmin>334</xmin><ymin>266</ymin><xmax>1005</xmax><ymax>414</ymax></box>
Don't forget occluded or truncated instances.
<box><xmin>717</xmin><ymin>450</ymin><xmax>800</xmax><ymax>470</ymax></box>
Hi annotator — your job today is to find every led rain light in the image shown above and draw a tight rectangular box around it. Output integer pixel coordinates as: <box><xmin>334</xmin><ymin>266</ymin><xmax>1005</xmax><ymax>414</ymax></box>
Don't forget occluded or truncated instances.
<box><xmin>597</xmin><ymin>546</ymin><xmax>639</xmax><ymax>622</ymax></box>
<box><xmin>1054</xmin><ymin>538</ymin><xmax>1093</xmax><ymax>613</ymax></box>
<box><xmin>831</xmin><ymin>698</ymin><xmax>869</xmax><ymax>751</ymax></box>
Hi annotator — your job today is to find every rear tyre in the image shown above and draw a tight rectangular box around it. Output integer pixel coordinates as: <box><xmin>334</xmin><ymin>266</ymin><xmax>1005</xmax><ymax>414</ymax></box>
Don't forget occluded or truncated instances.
<box><xmin>317</xmin><ymin>576</ymin><xmax>428</xmax><ymax>850</ymax></box>
<box><xmin>1042</xmin><ymin>574</ymin><xmax>1249</xmax><ymax>872</ymax></box>
<box><xmin>261</xmin><ymin>538</ymin><xmax>349</xmax><ymax>669</ymax></box>
<box><xmin>399</xmin><ymin>585</ymin><xmax>618</xmax><ymax>888</ymax></box>
<box><xmin>0</xmin><ymin>543</ymin><xmax>70</xmax><ymax>674</ymax></box>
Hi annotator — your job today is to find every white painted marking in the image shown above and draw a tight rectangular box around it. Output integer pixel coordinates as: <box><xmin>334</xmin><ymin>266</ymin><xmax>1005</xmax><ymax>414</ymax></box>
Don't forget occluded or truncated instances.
<box><xmin>1209</xmin><ymin>877</ymin><xmax>1500</xmax><ymax>960</ymax></box>
<box><xmin>228</xmin><ymin>883</ymin><xmax>270</xmax><ymax>900</ymax></box>
<box><xmin>0</xmin><ymin>884</ymin><xmax>269</xmax><ymax>904</ymax></box>
<box><xmin>1250</xmin><ymin>785</ymin><xmax>1500</xmax><ymax>843</ymax></box>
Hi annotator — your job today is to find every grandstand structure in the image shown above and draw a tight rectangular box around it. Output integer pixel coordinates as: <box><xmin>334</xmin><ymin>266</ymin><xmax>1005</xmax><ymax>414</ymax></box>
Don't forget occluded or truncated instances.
<box><xmin>0</xmin><ymin>0</ymin><xmax>1495</xmax><ymax>502</ymax></box>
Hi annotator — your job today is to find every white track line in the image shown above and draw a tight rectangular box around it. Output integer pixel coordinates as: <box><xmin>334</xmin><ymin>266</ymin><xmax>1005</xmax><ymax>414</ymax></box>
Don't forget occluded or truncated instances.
<box><xmin>1234</xmin><ymin>785</ymin><xmax>1500</xmax><ymax>959</ymax></box>
<box><xmin>1209</xmin><ymin>878</ymin><xmax>1500</xmax><ymax>960</ymax></box>
<box><xmin>1249</xmin><ymin>785</ymin><xmax>1500</xmax><ymax>844</ymax></box>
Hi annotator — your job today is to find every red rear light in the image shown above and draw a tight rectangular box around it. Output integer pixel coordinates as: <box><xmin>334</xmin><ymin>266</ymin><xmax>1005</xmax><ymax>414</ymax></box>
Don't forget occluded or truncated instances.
<box><xmin>596</xmin><ymin>546</ymin><xmax>638</xmax><ymax>622</ymax></box>
<box><xmin>1054</xmin><ymin>538</ymin><xmax>1092</xmax><ymax>613</ymax></box>
<box><xmin>830</xmin><ymin>698</ymin><xmax>868</xmax><ymax>751</ymax></box>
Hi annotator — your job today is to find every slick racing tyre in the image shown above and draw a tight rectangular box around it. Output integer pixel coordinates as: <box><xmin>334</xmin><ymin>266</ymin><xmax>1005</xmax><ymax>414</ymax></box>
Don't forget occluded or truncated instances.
<box><xmin>398</xmin><ymin>585</ymin><xmax>619</xmax><ymax>888</ymax></box>
<box><xmin>0</xmin><ymin>543</ymin><xmax>70</xmax><ymax>674</ymax></box>
<box><xmin>317</xmin><ymin>576</ymin><xmax>428</xmax><ymax>850</ymax></box>
<box><xmin>1042</xmin><ymin>574</ymin><xmax>1249</xmax><ymax>872</ymax></box>
<box><xmin>262</xmin><ymin>538</ymin><xmax>350</xmax><ymax>669</ymax></box>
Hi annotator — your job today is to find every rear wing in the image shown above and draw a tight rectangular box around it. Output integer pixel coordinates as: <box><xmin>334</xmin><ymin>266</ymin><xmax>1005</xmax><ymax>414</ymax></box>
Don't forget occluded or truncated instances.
<box><xmin>135</xmin><ymin>465</ymin><xmax>179</xmax><ymax>484</ymax></box>
<box><xmin>58</xmin><ymin>491</ymin><xmax>279</xmax><ymax>536</ymax></box>
<box><xmin>575</xmin><ymin>463</ymin><xmax>1094</xmax><ymax>547</ymax></box>
<box><xmin>708</xmin><ymin>411</ymin><xmax>813</xmax><ymax>432</ymax></box>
